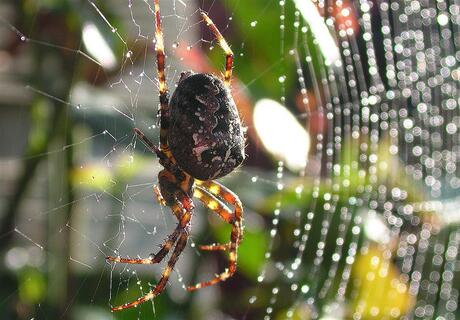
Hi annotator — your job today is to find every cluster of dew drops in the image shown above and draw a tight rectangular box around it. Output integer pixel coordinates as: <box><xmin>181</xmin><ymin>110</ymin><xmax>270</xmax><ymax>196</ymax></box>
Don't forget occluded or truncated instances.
<box><xmin>249</xmin><ymin>0</ymin><xmax>460</xmax><ymax>319</ymax></box>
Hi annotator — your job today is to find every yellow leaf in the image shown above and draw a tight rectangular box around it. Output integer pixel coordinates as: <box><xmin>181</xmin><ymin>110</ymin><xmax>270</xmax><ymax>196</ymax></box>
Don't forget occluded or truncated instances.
<box><xmin>351</xmin><ymin>246</ymin><xmax>414</xmax><ymax>319</ymax></box>
<box><xmin>71</xmin><ymin>164</ymin><xmax>113</xmax><ymax>190</ymax></box>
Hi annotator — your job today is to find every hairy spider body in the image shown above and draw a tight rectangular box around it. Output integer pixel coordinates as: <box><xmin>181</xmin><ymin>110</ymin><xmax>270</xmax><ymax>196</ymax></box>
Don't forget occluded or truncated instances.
<box><xmin>107</xmin><ymin>1</ymin><xmax>245</xmax><ymax>312</ymax></box>
<box><xmin>169</xmin><ymin>72</ymin><xmax>245</xmax><ymax>180</ymax></box>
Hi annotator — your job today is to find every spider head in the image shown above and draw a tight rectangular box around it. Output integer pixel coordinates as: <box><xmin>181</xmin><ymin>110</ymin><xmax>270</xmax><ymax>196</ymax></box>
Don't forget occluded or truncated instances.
<box><xmin>178</xmin><ymin>71</ymin><xmax>193</xmax><ymax>83</ymax></box>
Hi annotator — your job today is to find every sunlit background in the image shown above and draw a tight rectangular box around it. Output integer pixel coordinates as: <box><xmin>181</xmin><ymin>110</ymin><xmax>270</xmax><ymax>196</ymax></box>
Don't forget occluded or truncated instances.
<box><xmin>1</xmin><ymin>0</ymin><xmax>460</xmax><ymax>319</ymax></box>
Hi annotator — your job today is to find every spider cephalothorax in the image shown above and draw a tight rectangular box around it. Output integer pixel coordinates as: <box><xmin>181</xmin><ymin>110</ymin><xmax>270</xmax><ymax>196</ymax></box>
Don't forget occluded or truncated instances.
<box><xmin>106</xmin><ymin>1</ymin><xmax>245</xmax><ymax>312</ymax></box>
<box><xmin>169</xmin><ymin>72</ymin><xmax>245</xmax><ymax>180</ymax></box>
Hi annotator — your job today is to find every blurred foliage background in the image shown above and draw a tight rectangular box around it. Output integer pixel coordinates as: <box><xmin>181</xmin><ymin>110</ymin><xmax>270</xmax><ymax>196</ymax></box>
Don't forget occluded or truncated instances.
<box><xmin>1</xmin><ymin>1</ymin><xmax>459</xmax><ymax>320</ymax></box>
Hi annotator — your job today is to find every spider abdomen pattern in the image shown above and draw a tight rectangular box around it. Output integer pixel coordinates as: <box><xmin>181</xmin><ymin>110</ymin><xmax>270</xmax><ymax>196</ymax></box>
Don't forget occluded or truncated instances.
<box><xmin>169</xmin><ymin>72</ymin><xmax>245</xmax><ymax>180</ymax></box>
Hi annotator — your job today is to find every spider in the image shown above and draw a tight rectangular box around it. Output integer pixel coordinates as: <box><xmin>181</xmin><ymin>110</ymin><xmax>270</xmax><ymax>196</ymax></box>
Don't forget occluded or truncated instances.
<box><xmin>106</xmin><ymin>0</ymin><xmax>245</xmax><ymax>311</ymax></box>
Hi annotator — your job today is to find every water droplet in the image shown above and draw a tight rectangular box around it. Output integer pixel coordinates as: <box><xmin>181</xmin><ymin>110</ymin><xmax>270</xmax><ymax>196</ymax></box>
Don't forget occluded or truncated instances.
<box><xmin>437</xmin><ymin>13</ymin><xmax>449</xmax><ymax>26</ymax></box>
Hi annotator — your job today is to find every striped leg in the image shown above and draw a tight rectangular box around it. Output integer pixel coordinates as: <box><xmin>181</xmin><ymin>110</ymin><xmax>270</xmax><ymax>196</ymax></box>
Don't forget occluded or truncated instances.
<box><xmin>199</xmin><ymin>243</ymin><xmax>231</xmax><ymax>251</ymax></box>
<box><xmin>200</xmin><ymin>11</ymin><xmax>234</xmax><ymax>86</ymax></box>
<box><xmin>193</xmin><ymin>186</ymin><xmax>233</xmax><ymax>251</ymax></box>
<box><xmin>154</xmin><ymin>0</ymin><xmax>170</xmax><ymax>151</ymax></box>
<box><xmin>106</xmin><ymin>229</ymin><xmax>179</xmax><ymax>265</ymax></box>
<box><xmin>134</xmin><ymin>128</ymin><xmax>184</xmax><ymax>180</ymax></box>
<box><xmin>111</xmin><ymin>206</ymin><xmax>192</xmax><ymax>311</ymax></box>
<box><xmin>196</xmin><ymin>180</ymin><xmax>243</xmax><ymax>216</ymax></box>
<box><xmin>106</xmin><ymin>199</ymin><xmax>187</xmax><ymax>266</ymax></box>
<box><xmin>187</xmin><ymin>180</ymin><xmax>243</xmax><ymax>291</ymax></box>
<box><xmin>154</xmin><ymin>185</ymin><xmax>166</xmax><ymax>206</ymax></box>
<box><xmin>194</xmin><ymin>186</ymin><xmax>233</xmax><ymax>223</ymax></box>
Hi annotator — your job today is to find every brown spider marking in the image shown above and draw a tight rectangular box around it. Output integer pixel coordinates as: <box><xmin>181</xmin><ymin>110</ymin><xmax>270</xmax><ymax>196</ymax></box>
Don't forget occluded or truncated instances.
<box><xmin>190</xmin><ymin>78</ymin><xmax>225</xmax><ymax>164</ymax></box>
<box><xmin>191</xmin><ymin>136</ymin><xmax>210</xmax><ymax>163</ymax></box>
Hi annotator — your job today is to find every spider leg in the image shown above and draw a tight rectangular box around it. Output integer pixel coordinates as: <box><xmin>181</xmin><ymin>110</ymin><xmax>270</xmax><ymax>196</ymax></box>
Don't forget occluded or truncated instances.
<box><xmin>154</xmin><ymin>185</ymin><xmax>166</xmax><ymax>206</ymax></box>
<box><xmin>193</xmin><ymin>186</ymin><xmax>233</xmax><ymax>251</ymax></box>
<box><xmin>133</xmin><ymin>127</ymin><xmax>158</xmax><ymax>153</ymax></box>
<box><xmin>196</xmin><ymin>180</ymin><xmax>243</xmax><ymax>213</ymax></box>
<box><xmin>106</xmin><ymin>191</ymin><xmax>189</xmax><ymax>266</ymax></box>
<box><xmin>111</xmin><ymin>200</ymin><xmax>193</xmax><ymax>311</ymax></box>
<box><xmin>157</xmin><ymin>169</ymin><xmax>194</xmax><ymax>217</ymax></box>
<box><xmin>200</xmin><ymin>11</ymin><xmax>234</xmax><ymax>86</ymax></box>
<box><xmin>194</xmin><ymin>186</ymin><xmax>233</xmax><ymax>222</ymax></box>
<box><xmin>154</xmin><ymin>0</ymin><xmax>171</xmax><ymax>151</ymax></box>
<box><xmin>107</xmin><ymin>169</ymin><xmax>193</xmax><ymax>269</ymax></box>
<box><xmin>106</xmin><ymin>229</ymin><xmax>180</xmax><ymax>265</ymax></box>
<box><xmin>187</xmin><ymin>180</ymin><xmax>243</xmax><ymax>291</ymax></box>
<box><xmin>111</xmin><ymin>232</ymin><xmax>190</xmax><ymax>311</ymax></box>
<box><xmin>198</xmin><ymin>243</ymin><xmax>231</xmax><ymax>251</ymax></box>
<box><xmin>134</xmin><ymin>128</ymin><xmax>185</xmax><ymax>179</ymax></box>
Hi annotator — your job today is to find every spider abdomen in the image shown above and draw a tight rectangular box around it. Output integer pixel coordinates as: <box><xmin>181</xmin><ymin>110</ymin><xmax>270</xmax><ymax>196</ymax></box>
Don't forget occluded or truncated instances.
<box><xmin>169</xmin><ymin>72</ymin><xmax>245</xmax><ymax>180</ymax></box>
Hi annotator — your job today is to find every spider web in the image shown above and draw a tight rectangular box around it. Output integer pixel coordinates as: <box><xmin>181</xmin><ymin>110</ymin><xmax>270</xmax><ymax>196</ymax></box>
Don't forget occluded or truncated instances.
<box><xmin>0</xmin><ymin>0</ymin><xmax>459</xmax><ymax>319</ymax></box>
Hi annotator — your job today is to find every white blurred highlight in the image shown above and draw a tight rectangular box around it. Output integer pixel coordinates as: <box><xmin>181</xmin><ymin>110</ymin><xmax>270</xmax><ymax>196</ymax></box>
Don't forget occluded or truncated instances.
<box><xmin>82</xmin><ymin>23</ymin><xmax>117</xmax><ymax>70</ymax></box>
<box><xmin>362</xmin><ymin>210</ymin><xmax>391</xmax><ymax>244</ymax></box>
<box><xmin>293</xmin><ymin>0</ymin><xmax>341</xmax><ymax>65</ymax></box>
<box><xmin>253</xmin><ymin>98</ymin><xmax>310</xmax><ymax>172</ymax></box>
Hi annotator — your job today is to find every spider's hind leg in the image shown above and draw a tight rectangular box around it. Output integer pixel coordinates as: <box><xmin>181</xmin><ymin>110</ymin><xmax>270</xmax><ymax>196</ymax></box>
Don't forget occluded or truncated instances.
<box><xmin>106</xmin><ymin>169</ymin><xmax>193</xmax><ymax>267</ymax></box>
<box><xmin>111</xmin><ymin>206</ymin><xmax>192</xmax><ymax>311</ymax></box>
<box><xmin>110</xmin><ymin>179</ymin><xmax>195</xmax><ymax>311</ymax></box>
<box><xmin>193</xmin><ymin>186</ymin><xmax>233</xmax><ymax>252</ymax></box>
<box><xmin>187</xmin><ymin>180</ymin><xmax>243</xmax><ymax>291</ymax></box>
<box><xmin>106</xmin><ymin>228</ymin><xmax>180</xmax><ymax>265</ymax></box>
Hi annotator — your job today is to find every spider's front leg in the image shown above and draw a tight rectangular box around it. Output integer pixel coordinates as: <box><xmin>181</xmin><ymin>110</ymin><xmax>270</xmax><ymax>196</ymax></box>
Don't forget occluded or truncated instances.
<box><xmin>200</xmin><ymin>11</ymin><xmax>234</xmax><ymax>86</ymax></box>
<box><xmin>187</xmin><ymin>180</ymin><xmax>243</xmax><ymax>291</ymax></box>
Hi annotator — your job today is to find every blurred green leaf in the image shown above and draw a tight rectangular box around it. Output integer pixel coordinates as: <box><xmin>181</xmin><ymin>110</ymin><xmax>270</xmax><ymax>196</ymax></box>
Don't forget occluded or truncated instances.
<box><xmin>28</xmin><ymin>99</ymin><xmax>52</xmax><ymax>153</ymax></box>
<box><xmin>349</xmin><ymin>245</ymin><xmax>414</xmax><ymax>319</ymax></box>
<box><xmin>70</xmin><ymin>153</ymin><xmax>150</xmax><ymax>191</ymax></box>
<box><xmin>18</xmin><ymin>267</ymin><xmax>46</xmax><ymax>305</ymax></box>
<box><xmin>213</xmin><ymin>222</ymin><xmax>267</xmax><ymax>278</ymax></box>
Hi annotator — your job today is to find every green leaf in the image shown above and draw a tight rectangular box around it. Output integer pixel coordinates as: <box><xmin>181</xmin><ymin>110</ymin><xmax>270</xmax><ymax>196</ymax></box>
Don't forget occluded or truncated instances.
<box><xmin>18</xmin><ymin>267</ymin><xmax>46</xmax><ymax>305</ymax></box>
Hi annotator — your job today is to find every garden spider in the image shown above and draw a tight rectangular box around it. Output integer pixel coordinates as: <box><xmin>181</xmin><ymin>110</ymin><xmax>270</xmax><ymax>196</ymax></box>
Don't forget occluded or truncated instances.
<box><xmin>106</xmin><ymin>0</ymin><xmax>245</xmax><ymax>311</ymax></box>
